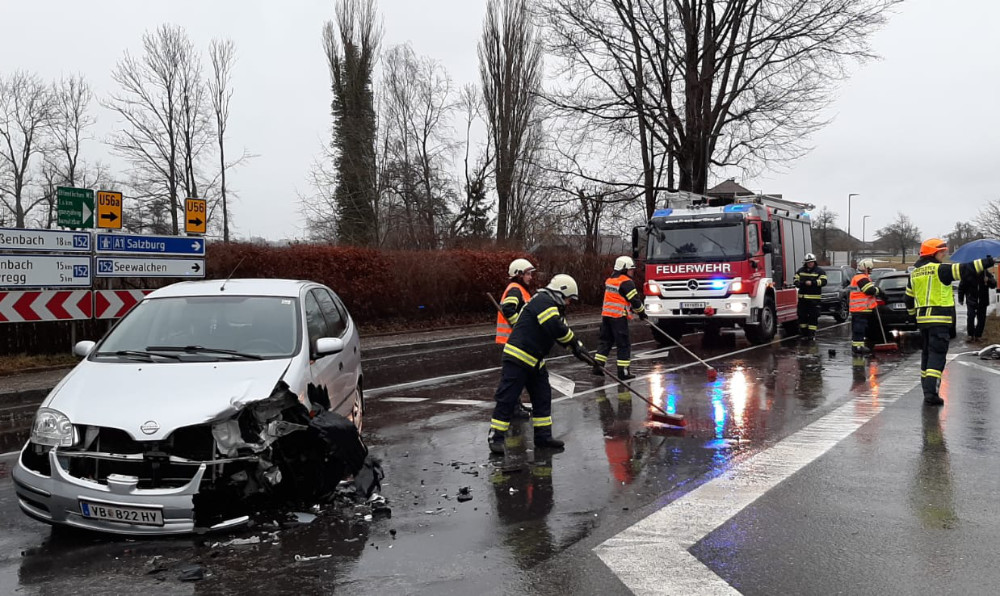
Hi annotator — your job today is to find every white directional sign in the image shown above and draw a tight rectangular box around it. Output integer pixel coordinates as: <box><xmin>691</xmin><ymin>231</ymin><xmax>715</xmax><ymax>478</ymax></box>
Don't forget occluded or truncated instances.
<box><xmin>0</xmin><ymin>228</ymin><xmax>91</xmax><ymax>252</ymax></box>
<box><xmin>0</xmin><ymin>255</ymin><xmax>92</xmax><ymax>288</ymax></box>
<box><xmin>95</xmin><ymin>257</ymin><xmax>205</xmax><ymax>278</ymax></box>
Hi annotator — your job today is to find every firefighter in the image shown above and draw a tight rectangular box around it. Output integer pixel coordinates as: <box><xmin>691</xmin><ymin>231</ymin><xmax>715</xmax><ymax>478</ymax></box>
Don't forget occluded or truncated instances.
<box><xmin>593</xmin><ymin>256</ymin><xmax>648</xmax><ymax>380</ymax></box>
<box><xmin>793</xmin><ymin>253</ymin><xmax>827</xmax><ymax>340</ymax></box>
<box><xmin>849</xmin><ymin>259</ymin><xmax>883</xmax><ymax>354</ymax></box>
<box><xmin>495</xmin><ymin>258</ymin><xmax>535</xmax><ymax>345</ymax></box>
<box><xmin>905</xmin><ymin>238</ymin><xmax>993</xmax><ymax>406</ymax></box>
<box><xmin>496</xmin><ymin>258</ymin><xmax>536</xmax><ymax>418</ymax></box>
<box><xmin>488</xmin><ymin>274</ymin><xmax>591</xmax><ymax>453</ymax></box>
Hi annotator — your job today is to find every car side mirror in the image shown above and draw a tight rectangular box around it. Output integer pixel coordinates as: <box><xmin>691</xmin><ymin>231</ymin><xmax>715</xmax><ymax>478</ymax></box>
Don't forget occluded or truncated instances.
<box><xmin>315</xmin><ymin>337</ymin><xmax>345</xmax><ymax>357</ymax></box>
<box><xmin>750</xmin><ymin>260</ymin><xmax>759</xmax><ymax>270</ymax></box>
<box><xmin>842</xmin><ymin>279</ymin><xmax>850</xmax><ymax>287</ymax></box>
<box><xmin>74</xmin><ymin>341</ymin><xmax>96</xmax><ymax>357</ymax></box>
<box><xmin>762</xmin><ymin>242</ymin><xmax>773</xmax><ymax>254</ymax></box>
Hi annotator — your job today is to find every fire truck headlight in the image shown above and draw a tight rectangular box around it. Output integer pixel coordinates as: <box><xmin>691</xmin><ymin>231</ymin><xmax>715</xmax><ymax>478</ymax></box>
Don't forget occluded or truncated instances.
<box><xmin>647</xmin><ymin>303</ymin><xmax>663</xmax><ymax>313</ymax></box>
<box><xmin>730</xmin><ymin>279</ymin><xmax>744</xmax><ymax>293</ymax></box>
<box><xmin>727</xmin><ymin>302</ymin><xmax>747</xmax><ymax>313</ymax></box>
<box><xmin>646</xmin><ymin>281</ymin><xmax>660</xmax><ymax>296</ymax></box>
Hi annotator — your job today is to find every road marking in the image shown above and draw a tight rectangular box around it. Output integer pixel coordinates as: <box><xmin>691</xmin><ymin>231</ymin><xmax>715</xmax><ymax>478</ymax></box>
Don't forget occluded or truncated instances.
<box><xmin>955</xmin><ymin>360</ymin><xmax>1000</xmax><ymax>376</ymax></box>
<box><xmin>438</xmin><ymin>399</ymin><xmax>490</xmax><ymax>406</ymax></box>
<box><xmin>594</xmin><ymin>362</ymin><xmax>920</xmax><ymax>595</ymax></box>
<box><xmin>380</xmin><ymin>397</ymin><xmax>431</xmax><ymax>403</ymax></box>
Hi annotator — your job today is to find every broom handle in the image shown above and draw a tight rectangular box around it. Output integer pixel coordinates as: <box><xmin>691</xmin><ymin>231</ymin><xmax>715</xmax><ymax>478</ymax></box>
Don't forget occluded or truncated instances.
<box><xmin>643</xmin><ymin>319</ymin><xmax>715</xmax><ymax>371</ymax></box>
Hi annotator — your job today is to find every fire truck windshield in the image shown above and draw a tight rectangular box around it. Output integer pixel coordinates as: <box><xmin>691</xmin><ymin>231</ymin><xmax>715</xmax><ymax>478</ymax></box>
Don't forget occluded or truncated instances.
<box><xmin>647</xmin><ymin>221</ymin><xmax>746</xmax><ymax>262</ymax></box>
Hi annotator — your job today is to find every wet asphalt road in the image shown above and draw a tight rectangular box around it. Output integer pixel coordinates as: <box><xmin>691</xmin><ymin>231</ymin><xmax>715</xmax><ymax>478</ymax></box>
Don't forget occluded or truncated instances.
<box><xmin>3</xmin><ymin>318</ymin><xmax>1000</xmax><ymax>595</ymax></box>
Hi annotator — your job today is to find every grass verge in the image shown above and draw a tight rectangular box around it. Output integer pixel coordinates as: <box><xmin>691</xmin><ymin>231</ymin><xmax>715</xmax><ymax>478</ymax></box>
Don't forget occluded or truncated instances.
<box><xmin>0</xmin><ymin>353</ymin><xmax>79</xmax><ymax>376</ymax></box>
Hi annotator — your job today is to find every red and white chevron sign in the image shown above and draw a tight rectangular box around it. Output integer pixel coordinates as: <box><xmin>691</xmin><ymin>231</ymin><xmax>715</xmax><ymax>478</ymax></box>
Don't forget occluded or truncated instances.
<box><xmin>0</xmin><ymin>291</ymin><xmax>93</xmax><ymax>323</ymax></box>
<box><xmin>95</xmin><ymin>290</ymin><xmax>152</xmax><ymax>319</ymax></box>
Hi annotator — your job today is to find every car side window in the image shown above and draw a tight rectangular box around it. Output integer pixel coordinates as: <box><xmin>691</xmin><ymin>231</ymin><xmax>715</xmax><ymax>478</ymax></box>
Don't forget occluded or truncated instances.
<box><xmin>747</xmin><ymin>223</ymin><xmax>760</xmax><ymax>255</ymax></box>
<box><xmin>304</xmin><ymin>292</ymin><xmax>327</xmax><ymax>348</ymax></box>
<box><xmin>314</xmin><ymin>289</ymin><xmax>347</xmax><ymax>338</ymax></box>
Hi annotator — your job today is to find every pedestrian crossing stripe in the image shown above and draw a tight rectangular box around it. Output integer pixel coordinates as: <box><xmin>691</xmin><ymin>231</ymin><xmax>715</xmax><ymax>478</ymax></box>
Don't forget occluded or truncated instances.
<box><xmin>438</xmin><ymin>399</ymin><xmax>491</xmax><ymax>406</ymax></box>
<box><xmin>380</xmin><ymin>397</ymin><xmax>430</xmax><ymax>403</ymax></box>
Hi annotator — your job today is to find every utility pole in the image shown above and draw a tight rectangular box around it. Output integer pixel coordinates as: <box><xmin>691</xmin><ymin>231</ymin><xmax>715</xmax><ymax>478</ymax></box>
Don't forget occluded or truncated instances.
<box><xmin>847</xmin><ymin>193</ymin><xmax>859</xmax><ymax>264</ymax></box>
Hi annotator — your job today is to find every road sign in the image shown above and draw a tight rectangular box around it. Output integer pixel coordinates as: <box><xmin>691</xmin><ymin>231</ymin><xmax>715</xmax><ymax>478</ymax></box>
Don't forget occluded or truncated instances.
<box><xmin>95</xmin><ymin>233</ymin><xmax>206</xmax><ymax>256</ymax></box>
<box><xmin>95</xmin><ymin>257</ymin><xmax>205</xmax><ymax>278</ymax></box>
<box><xmin>96</xmin><ymin>191</ymin><xmax>123</xmax><ymax>230</ymax></box>
<box><xmin>185</xmin><ymin>198</ymin><xmax>207</xmax><ymax>235</ymax></box>
<box><xmin>95</xmin><ymin>289</ymin><xmax>153</xmax><ymax>319</ymax></box>
<box><xmin>56</xmin><ymin>187</ymin><xmax>94</xmax><ymax>228</ymax></box>
<box><xmin>0</xmin><ymin>290</ymin><xmax>92</xmax><ymax>323</ymax></box>
<box><xmin>0</xmin><ymin>228</ymin><xmax>90</xmax><ymax>252</ymax></box>
<box><xmin>0</xmin><ymin>254</ymin><xmax>91</xmax><ymax>288</ymax></box>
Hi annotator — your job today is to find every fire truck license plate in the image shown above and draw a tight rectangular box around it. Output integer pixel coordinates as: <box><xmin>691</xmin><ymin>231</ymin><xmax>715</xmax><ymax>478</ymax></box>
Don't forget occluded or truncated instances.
<box><xmin>680</xmin><ymin>302</ymin><xmax>706</xmax><ymax>309</ymax></box>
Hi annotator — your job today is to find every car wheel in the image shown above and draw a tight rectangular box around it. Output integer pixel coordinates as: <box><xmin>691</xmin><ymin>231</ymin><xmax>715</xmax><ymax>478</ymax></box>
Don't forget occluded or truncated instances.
<box><xmin>833</xmin><ymin>298</ymin><xmax>848</xmax><ymax>323</ymax></box>
<box><xmin>349</xmin><ymin>382</ymin><xmax>364</xmax><ymax>432</ymax></box>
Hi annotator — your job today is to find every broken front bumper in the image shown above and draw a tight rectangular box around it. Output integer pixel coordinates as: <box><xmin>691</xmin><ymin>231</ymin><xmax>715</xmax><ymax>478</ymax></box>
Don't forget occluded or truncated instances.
<box><xmin>11</xmin><ymin>446</ymin><xmax>248</xmax><ymax>535</ymax></box>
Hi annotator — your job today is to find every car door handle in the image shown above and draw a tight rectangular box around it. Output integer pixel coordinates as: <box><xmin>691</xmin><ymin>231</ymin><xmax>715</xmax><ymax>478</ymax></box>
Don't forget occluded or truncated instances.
<box><xmin>339</xmin><ymin>362</ymin><xmax>343</xmax><ymax>371</ymax></box>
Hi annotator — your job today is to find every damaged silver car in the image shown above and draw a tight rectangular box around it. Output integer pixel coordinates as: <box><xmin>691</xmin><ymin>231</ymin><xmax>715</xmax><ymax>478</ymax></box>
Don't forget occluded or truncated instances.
<box><xmin>12</xmin><ymin>279</ymin><xmax>367</xmax><ymax>535</ymax></box>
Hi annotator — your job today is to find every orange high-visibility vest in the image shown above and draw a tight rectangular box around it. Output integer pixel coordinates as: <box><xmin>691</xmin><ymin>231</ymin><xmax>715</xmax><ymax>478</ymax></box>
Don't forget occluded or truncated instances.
<box><xmin>602</xmin><ymin>275</ymin><xmax>630</xmax><ymax>318</ymax></box>
<box><xmin>849</xmin><ymin>273</ymin><xmax>877</xmax><ymax>313</ymax></box>
<box><xmin>495</xmin><ymin>281</ymin><xmax>530</xmax><ymax>344</ymax></box>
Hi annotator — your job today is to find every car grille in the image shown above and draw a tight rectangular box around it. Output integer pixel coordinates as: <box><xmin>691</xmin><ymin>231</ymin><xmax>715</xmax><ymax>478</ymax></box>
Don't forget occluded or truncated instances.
<box><xmin>62</xmin><ymin>425</ymin><xmax>217</xmax><ymax>489</ymax></box>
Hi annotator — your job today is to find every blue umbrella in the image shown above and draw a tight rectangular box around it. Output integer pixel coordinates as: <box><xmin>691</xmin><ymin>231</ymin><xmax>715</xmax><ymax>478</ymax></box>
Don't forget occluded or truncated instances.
<box><xmin>949</xmin><ymin>238</ymin><xmax>1000</xmax><ymax>263</ymax></box>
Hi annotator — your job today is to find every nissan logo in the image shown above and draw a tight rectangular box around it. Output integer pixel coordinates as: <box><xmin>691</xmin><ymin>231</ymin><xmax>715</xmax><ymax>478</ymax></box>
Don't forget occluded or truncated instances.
<box><xmin>140</xmin><ymin>420</ymin><xmax>160</xmax><ymax>435</ymax></box>
<box><xmin>687</xmin><ymin>279</ymin><xmax>699</xmax><ymax>291</ymax></box>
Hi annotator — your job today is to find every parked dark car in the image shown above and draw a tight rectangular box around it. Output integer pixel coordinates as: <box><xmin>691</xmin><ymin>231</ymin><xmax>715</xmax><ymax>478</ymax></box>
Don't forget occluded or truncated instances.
<box><xmin>820</xmin><ymin>266</ymin><xmax>855</xmax><ymax>322</ymax></box>
<box><xmin>874</xmin><ymin>272</ymin><xmax>917</xmax><ymax>332</ymax></box>
<box><xmin>870</xmin><ymin>268</ymin><xmax>897</xmax><ymax>283</ymax></box>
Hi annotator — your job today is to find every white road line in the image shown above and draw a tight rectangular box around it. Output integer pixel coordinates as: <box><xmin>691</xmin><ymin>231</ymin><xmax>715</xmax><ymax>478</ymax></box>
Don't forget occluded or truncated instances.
<box><xmin>380</xmin><ymin>397</ymin><xmax>431</xmax><ymax>403</ymax></box>
<box><xmin>438</xmin><ymin>399</ymin><xmax>490</xmax><ymax>406</ymax></box>
<box><xmin>594</xmin><ymin>363</ymin><xmax>920</xmax><ymax>595</ymax></box>
<box><xmin>955</xmin><ymin>360</ymin><xmax>1000</xmax><ymax>376</ymax></box>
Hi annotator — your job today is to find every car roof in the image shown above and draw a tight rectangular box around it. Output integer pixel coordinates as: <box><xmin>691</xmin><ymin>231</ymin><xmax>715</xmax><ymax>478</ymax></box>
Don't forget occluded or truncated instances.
<box><xmin>146</xmin><ymin>279</ymin><xmax>313</xmax><ymax>299</ymax></box>
<box><xmin>877</xmin><ymin>272</ymin><xmax>910</xmax><ymax>281</ymax></box>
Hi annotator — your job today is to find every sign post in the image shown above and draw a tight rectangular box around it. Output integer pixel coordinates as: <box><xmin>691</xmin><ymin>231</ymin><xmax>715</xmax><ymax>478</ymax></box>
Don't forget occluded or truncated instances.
<box><xmin>185</xmin><ymin>198</ymin><xmax>207</xmax><ymax>235</ymax></box>
<box><xmin>96</xmin><ymin>191</ymin><xmax>123</xmax><ymax>230</ymax></box>
<box><xmin>56</xmin><ymin>187</ymin><xmax>94</xmax><ymax>229</ymax></box>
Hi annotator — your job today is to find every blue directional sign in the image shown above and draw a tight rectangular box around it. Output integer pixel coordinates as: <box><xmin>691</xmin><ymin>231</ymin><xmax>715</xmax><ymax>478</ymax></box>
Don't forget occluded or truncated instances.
<box><xmin>95</xmin><ymin>233</ymin><xmax>206</xmax><ymax>257</ymax></box>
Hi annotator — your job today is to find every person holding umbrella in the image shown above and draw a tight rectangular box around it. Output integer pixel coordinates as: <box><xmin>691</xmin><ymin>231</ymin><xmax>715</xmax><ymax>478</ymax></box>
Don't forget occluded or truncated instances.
<box><xmin>958</xmin><ymin>267</ymin><xmax>997</xmax><ymax>341</ymax></box>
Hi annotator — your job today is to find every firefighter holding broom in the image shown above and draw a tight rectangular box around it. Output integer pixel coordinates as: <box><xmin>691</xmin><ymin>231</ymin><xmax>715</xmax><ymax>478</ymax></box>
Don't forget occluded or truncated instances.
<box><xmin>593</xmin><ymin>256</ymin><xmax>647</xmax><ymax>380</ymax></box>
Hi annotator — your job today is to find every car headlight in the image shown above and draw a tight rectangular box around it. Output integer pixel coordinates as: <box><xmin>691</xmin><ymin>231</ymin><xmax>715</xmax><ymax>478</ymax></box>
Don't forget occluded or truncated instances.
<box><xmin>31</xmin><ymin>407</ymin><xmax>78</xmax><ymax>447</ymax></box>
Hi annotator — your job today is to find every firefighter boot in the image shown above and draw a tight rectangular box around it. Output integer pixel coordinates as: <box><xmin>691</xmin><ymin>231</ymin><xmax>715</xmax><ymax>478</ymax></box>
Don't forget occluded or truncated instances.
<box><xmin>618</xmin><ymin>366</ymin><xmax>636</xmax><ymax>381</ymax></box>
<box><xmin>534</xmin><ymin>431</ymin><xmax>565</xmax><ymax>450</ymax></box>
<box><xmin>922</xmin><ymin>377</ymin><xmax>944</xmax><ymax>407</ymax></box>
<box><xmin>488</xmin><ymin>429</ymin><xmax>506</xmax><ymax>454</ymax></box>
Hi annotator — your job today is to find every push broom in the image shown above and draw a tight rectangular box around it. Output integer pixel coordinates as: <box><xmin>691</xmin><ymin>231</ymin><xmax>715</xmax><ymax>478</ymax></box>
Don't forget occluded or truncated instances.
<box><xmin>872</xmin><ymin>301</ymin><xmax>899</xmax><ymax>352</ymax></box>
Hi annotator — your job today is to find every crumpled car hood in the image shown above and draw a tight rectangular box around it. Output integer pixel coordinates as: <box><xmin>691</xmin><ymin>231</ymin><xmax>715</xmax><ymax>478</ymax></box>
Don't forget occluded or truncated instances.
<box><xmin>46</xmin><ymin>359</ymin><xmax>294</xmax><ymax>440</ymax></box>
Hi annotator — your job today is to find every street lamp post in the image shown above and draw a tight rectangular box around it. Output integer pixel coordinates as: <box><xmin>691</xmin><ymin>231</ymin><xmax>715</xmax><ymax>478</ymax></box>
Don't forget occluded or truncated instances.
<box><xmin>862</xmin><ymin>215</ymin><xmax>871</xmax><ymax>258</ymax></box>
<box><xmin>847</xmin><ymin>193</ymin><xmax>859</xmax><ymax>263</ymax></box>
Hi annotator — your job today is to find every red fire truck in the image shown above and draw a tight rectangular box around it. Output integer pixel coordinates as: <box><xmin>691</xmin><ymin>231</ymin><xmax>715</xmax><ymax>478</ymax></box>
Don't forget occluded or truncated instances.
<box><xmin>634</xmin><ymin>192</ymin><xmax>814</xmax><ymax>345</ymax></box>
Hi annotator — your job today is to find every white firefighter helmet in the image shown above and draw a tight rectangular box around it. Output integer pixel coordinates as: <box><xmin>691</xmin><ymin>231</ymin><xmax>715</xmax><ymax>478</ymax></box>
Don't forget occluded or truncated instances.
<box><xmin>508</xmin><ymin>258</ymin><xmax>536</xmax><ymax>277</ymax></box>
<box><xmin>614</xmin><ymin>256</ymin><xmax>636</xmax><ymax>271</ymax></box>
<box><xmin>857</xmin><ymin>258</ymin><xmax>874</xmax><ymax>271</ymax></box>
<box><xmin>546</xmin><ymin>274</ymin><xmax>579</xmax><ymax>300</ymax></box>
<box><xmin>803</xmin><ymin>253</ymin><xmax>817</xmax><ymax>264</ymax></box>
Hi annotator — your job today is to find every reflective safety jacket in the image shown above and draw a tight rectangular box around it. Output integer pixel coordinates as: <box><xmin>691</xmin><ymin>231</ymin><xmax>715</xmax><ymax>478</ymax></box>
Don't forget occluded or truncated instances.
<box><xmin>602</xmin><ymin>274</ymin><xmax>645</xmax><ymax>318</ymax></box>
<box><xmin>849</xmin><ymin>273</ymin><xmax>878</xmax><ymax>313</ymax></box>
<box><xmin>793</xmin><ymin>265</ymin><xmax>828</xmax><ymax>299</ymax></box>
<box><xmin>503</xmin><ymin>289</ymin><xmax>576</xmax><ymax>369</ymax></box>
<box><xmin>905</xmin><ymin>256</ymin><xmax>989</xmax><ymax>327</ymax></box>
<box><xmin>495</xmin><ymin>281</ymin><xmax>530</xmax><ymax>344</ymax></box>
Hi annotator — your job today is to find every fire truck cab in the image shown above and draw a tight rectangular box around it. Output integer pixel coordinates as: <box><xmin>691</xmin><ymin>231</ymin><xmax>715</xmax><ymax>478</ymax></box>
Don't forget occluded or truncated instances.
<box><xmin>634</xmin><ymin>192</ymin><xmax>814</xmax><ymax>345</ymax></box>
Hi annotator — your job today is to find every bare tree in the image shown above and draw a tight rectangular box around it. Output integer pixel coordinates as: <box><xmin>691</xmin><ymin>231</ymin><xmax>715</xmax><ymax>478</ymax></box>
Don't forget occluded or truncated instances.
<box><xmin>47</xmin><ymin>74</ymin><xmax>94</xmax><ymax>188</ymax></box>
<box><xmin>449</xmin><ymin>84</ymin><xmax>494</xmax><ymax>243</ymax></box>
<box><xmin>479</xmin><ymin>0</ymin><xmax>543</xmax><ymax>244</ymax></box>
<box><xmin>106</xmin><ymin>25</ymin><xmax>196</xmax><ymax>234</ymax></box>
<box><xmin>542</xmin><ymin>0</ymin><xmax>901</xmax><ymax>203</ymax></box>
<box><xmin>322</xmin><ymin>0</ymin><xmax>382</xmax><ymax>245</ymax></box>
<box><xmin>876</xmin><ymin>212</ymin><xmax>921</xmax><ymax>263</ymax></box>
<box><xmin>0</xmin><ymin>71</ymin><xmax>55</xmax><ymax>227</ymax></box>
<box><xmin>812</xmin><ymin>206</ymin><xmax>839</xmax><ymax>259</ymax></box>
<box><xmin>946</xmin><ymin>220</ymin><xmax>982</xmax><ymax>251</ymax></box>
<box><xmin>209</xmin><ymin>39</ymin><xmax>237</xmax><ymax>242</ymax></box>
<box><xmin>177</xmin><ymin>43</ymin><xmax>211</xmax><ymax>203</ymax></box>
<box><xmin>975</xmin><ymin>200</ymin><xmax>1000</xmax><ymax>240</ymax></box>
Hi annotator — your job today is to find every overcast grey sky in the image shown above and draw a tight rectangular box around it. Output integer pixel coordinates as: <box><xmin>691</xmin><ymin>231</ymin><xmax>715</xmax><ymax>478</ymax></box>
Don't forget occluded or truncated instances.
<box><xmin>3</xmin><ymin>0</ymin><xmax>997</xmax><ymax>242</ymax></box>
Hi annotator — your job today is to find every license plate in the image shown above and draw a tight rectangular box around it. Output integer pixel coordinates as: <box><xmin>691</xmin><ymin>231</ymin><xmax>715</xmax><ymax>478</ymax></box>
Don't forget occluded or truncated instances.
<box><xmin>890</xmin><ymin>303</ymin><xmax>906</xmax><ymax>310</ymax></box>
<box><xmin>680</xmin><ymin>302</ymin><xmax>706</xmax><ymax>309</ymax></box>
<box><xmin>80</xmin><ymin>500</ymin><xmax>164</xmax><ymax>526</ymax></box>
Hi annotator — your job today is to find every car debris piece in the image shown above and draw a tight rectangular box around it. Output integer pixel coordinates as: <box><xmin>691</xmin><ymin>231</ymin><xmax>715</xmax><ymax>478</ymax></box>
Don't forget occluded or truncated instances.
<box><xmin>212</xmin><ymin>536</ymin><xmax>261</xmax><ymax>547</ymax></box>
<box><xmin>456</xmin><ymin>487</ymin><xmax>473</xmax><ymax>503</ymax></box>
<box><xmin>178</xmin><ymin>564</ymin><xmax>206</xmax><ymax>582</ymax></box>
<box><xmin>295</xmin><ymin>554</ymin><xmax>332</xmax><ymax>562</ymax></box>
<box><xmin>292</xmin><ymin>512</ymin><xmax>317</xmax><ymax>524</ymax></box>
<box><xmin>354</xmin><ymin>456</ymin><xmax>385</xmax><ymax>499</ymax></box>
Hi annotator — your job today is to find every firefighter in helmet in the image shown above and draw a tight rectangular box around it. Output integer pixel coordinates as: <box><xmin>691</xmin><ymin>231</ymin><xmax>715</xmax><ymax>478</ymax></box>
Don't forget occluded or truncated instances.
<box><xmin>905</xmin><ymin>238</ymin><xmax>993</xmax><ymax>406</ymax></box>
<box><xmin>593</xmin><ymin>256</ymin><xmax>647</xmax><ymax>380</ymax></box>
<box><xmin>496</xmin><ymin>258</ymin><xmax>536</xmax><ymax>418</ymax></box>
<box><xmin>793</xmin><ymin>253</ymin><xmax>827</xmax><ymax>341</ymax></box>
<box><xmin>849</xmin><ymin>259</ymin><xmax>883</xmax><ymax>354</ymax></box>
<box><xmin>488</xmin><ymin>274</ymin><xmax>591</xmax><ymax>453</ymax></box>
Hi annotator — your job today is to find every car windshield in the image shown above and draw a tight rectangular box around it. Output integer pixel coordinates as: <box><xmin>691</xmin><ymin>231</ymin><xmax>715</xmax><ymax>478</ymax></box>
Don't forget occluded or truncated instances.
<box><xmin>647</xmin><ymin>222</ymin><xmax>746</xmax><ymax>262</ymax></box>
<box><xmin>878</xmin><ymin>276</ymin><xmax>910</xmax><ymax>291</ymax></box>
<box><xmin>870</xmin><ymin>268</ymin><xmax>894</xmax><ymax>281</ymax></box>
<box><xmin>96</xmin><ymin>296</ymin><xmax>301</xmax><ymax>360</ymax></box>
<box><xmin>826</xmin><ymin>270</ymin><xmax>843</xmax><ymax>285</ymax></box>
